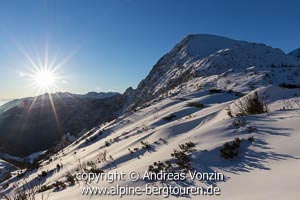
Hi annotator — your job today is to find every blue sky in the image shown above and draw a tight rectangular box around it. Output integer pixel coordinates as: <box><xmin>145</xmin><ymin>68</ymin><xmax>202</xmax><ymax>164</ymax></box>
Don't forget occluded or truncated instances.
<box><xmin>0</xmin><ymin>0</ymin><xmax>300</xmax><ymax>99</ymax></box>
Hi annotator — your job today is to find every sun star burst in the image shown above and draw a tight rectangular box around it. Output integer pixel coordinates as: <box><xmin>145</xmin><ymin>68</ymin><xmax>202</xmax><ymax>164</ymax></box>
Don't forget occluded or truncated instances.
<box><xmin>32</xmin><ymin>69</ymin><xmax>57</xmax><ymax>90</ymax></box>
<box><xmin>17</xmin><ymin>43</ymin><xmax>76</xmax><ymax>94</ymax></box>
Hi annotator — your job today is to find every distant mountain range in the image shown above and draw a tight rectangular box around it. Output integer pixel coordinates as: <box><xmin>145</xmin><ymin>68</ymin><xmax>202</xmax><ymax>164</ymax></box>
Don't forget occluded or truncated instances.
<box><xmin>0</xmin><ymin>92</ymin><xmax>125</xmax><ymax>156</ymax></box>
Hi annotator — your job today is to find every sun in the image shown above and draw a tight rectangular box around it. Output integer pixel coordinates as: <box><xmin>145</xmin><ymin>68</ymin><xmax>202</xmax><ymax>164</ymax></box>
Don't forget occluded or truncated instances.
<box><xmin>33</xmin><ymin>69</ymin><xmax>57</xmax><ymax>89</ymax></box>
<box><xmin>17</xmin><ymin>41</ymin><xmax>79</xmax><ymax>95</ymax></box>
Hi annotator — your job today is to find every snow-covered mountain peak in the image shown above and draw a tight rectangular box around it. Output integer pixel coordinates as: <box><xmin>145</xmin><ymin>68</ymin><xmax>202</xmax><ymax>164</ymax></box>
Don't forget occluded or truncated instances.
<box><xmin>195</xmin><ymin>42</ymin><xmax>300</xmax><ymax>75</ymax></box>
<box><xmin>178</xmin><ymin>34</ymin><xmax>246</xmax><ymax>58</ymax></box>
<box><xmin>133</xmin><ymin>34</ymin><xmax>300</xmax><ymax>108</ymax></box>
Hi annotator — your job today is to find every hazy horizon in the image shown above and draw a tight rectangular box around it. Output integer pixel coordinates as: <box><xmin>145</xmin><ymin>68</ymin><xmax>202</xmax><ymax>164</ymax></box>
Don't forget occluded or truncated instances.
<box><xmin>0</xmin><ymin>99</ymin><xmax>11</xmax><ymax>106</ymax></box>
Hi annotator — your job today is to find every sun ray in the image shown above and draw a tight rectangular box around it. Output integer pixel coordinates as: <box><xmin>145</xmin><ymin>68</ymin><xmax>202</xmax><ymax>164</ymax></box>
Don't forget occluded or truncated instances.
<box><xmin>13</xmin><ymin>41</ymin><xmax>40</xmax><ymax>72</ymax></box>
<box><xmin>34</xmin><ymin>46</ymin><xmax>44</xmax><ymax>72</ymax></box>
<box><xmin>51</xmin><ymin>46</ymin><xmax>81</xmax><ymax>72</ymax></box>
<box><xmin>49</xmin><ymin>54</ymin><xmax>58</xmax><ymax>72</ymax></box>
<box><xmin>47</xmin><ymin>91</ymin><xmax>63</xmax><ymax>135</ymax></box>
<box><xmin>17</xmin><ymin>40</ymin><xmax>80</xmax><ymax>135</ymax></box>
<box><xmin>44</xmin><ymin>40</ymin><xmax>49</xmax><ymax>71</ymax></box>
<box><xmin>26</xmin><ymin>87</ymin><xmax>42</xmax><ymax>114</ymax></box>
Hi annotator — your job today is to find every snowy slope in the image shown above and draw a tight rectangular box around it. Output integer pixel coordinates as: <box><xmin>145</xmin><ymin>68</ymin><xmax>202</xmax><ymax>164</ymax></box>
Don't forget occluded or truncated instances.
<box><xmin>0</xmin><ymin>159</ymin><xmax>15</xmax><ymax>184</ymax></box>
<box><xmin>1</xmin><ymin>34</ymin><xmax>300</xmax><ymax>200</ymax></box>
<box><xmin>174</xmin><ymin>34</ymin><xmax>246</xmax><ymax>58</ymax></box>
<box><xmin>2</xmin><ymin>85</ymin><xmax>300</xmax><ymax>199</ymax></box>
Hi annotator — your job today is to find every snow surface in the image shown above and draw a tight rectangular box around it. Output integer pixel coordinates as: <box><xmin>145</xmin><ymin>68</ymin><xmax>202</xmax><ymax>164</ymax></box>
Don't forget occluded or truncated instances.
<box><xmin>2</xmin><ymin>86</ymin><xmax>299</xmax><ymax>199</ymax></box>
<box><xmin>0</xmin><ymin>159</ymin><xmax>15</xmax><ymax>184</ymax></box>
<box><xmin>1</xmin><ymin>34</ymin><xmax>300</xmax><ymax>199</ymax></box>
<box><xmin>178</xmin><ymin>34</ymin><xmax>246</xmax><ymax>58</ymax></box>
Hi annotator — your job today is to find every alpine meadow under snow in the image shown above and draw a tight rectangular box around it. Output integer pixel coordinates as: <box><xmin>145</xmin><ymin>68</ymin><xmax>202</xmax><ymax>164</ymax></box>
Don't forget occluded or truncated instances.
<box><xmin>1</xmin><ymin>34</ymin><xmax>300</xmax><ymax>199</ymax></box>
